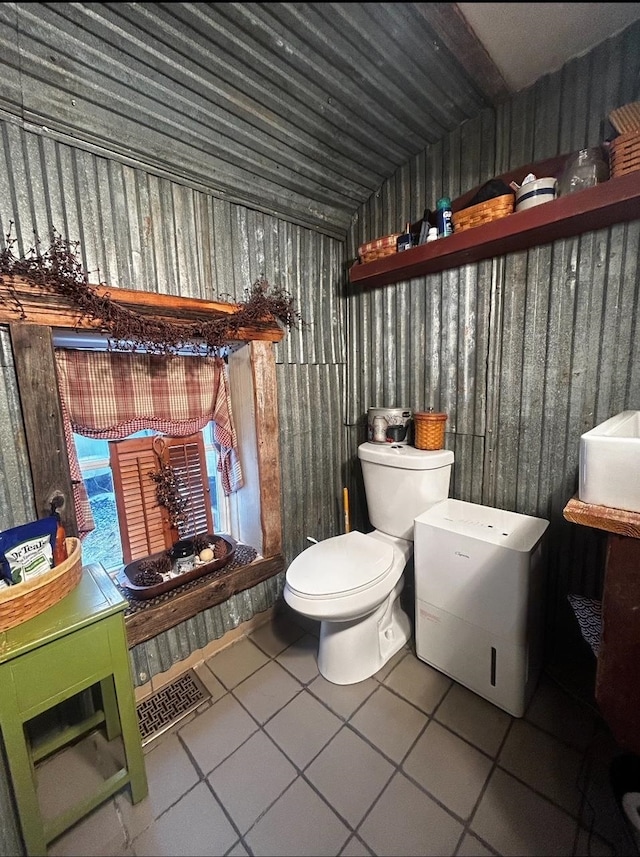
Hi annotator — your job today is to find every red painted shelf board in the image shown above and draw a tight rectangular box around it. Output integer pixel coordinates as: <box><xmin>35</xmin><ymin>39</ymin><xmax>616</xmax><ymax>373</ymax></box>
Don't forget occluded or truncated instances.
<box><xmin>350</xmin><ymin>170</ymin><xmax>640</xmax><ymax>290</ymax></box>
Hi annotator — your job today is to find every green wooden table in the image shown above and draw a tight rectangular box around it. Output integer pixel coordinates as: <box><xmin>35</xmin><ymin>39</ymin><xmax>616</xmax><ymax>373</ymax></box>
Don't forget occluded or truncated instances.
<box><xmin>0</xmin><ymin>563</ymin><xmax>148</xmax><ymax>855</ymax></box>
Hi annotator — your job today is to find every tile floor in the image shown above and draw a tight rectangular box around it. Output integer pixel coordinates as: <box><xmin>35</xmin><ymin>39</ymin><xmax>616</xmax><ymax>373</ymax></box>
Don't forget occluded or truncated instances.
<box><xmin>37</xmin><ymin>602</ymin><xmax>638</xmax><ymax>857</ymax></box>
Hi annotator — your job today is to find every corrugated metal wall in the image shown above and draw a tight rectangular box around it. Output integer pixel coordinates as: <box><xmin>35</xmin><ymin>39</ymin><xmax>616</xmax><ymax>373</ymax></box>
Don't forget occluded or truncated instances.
<box><xmin>0</xmin><ymin>8</ymin><xmax>636</xmax><ymax>853</ymax></box>
<box><xmin>0</xmin><ymin>10</ymin><xmax>636</xmax><ymax>684</ymax></box>
<box><xmin>129</xmin><ymin>572</ymin><xmax>287</xmax><ymax>684</ymax></box>
<box><xmin>347</xmin><ymin>22</ymin><xmax>640</xmax><ymax>655</ymax></box>
<box><xmin>0</xmin><ymin>105</ymin><xmax>347</xmax><ymax>850</ymax></box>
<box><xmin>0</xmin><ymin>109</ymin><xmax>347</xmax><ymax>662</ymax></box>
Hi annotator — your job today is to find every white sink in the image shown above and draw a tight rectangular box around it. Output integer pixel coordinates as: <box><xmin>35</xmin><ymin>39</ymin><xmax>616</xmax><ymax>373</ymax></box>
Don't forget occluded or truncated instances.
<box><xmin>579</xmin><ymin>411</ymin><xmax>640</xmax><ymax>513</ymax></box>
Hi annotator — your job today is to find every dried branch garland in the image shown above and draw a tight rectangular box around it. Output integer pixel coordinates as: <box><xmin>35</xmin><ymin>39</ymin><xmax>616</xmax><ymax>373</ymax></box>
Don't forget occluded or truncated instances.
<box><xmin>0</xmin><ymin>223</ymin><xmax>302</xmax><ymax>355</ymax></box>
<box><xmin>148</xmin><ymin>462</ymin><xmax>188</xmax><ymax>530</ymax></box>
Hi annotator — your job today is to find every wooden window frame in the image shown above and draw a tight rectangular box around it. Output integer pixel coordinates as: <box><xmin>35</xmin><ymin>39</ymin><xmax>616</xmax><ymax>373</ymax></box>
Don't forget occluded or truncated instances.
<box><xmin>3</xmin><ymin>277</ymin><xmax>285</xmax><ymax>646</ymax></box>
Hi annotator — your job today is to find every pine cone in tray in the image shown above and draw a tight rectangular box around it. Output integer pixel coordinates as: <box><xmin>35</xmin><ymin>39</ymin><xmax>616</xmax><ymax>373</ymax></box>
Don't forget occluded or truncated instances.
<box><xmin>193</xmin><ymin>534</ymin><xmax>212</xmax><ymax>554</ymax></box>
<box><xmin>157</xmin><ymin>554</ymin><xmax>173</xmax><ymax>575</ymax></box>
<box><xmin>213</xmin><ymin>538</ymin><xmax>228</xmax><ymax>559</ymax></box>
<box><xmin>133</xmin><ymin>568</ymin><xmax>163</xmax><ymax>586</ymax></box>
<box><xmin>192</xmin><ymin>534</ymin><xmax>229</xmax><ymax>561</ymax></box>
<box><xmin>133</xmin><ymin>554</ymin><xmax>172</xmax><ymax>586</ymax></box>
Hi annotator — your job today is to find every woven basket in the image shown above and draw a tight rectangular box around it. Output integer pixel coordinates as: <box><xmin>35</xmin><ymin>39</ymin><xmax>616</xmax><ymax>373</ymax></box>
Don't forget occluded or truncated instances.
<box><xmin>452</xmin><ymin>194</ymin><xmax>514</xmax><ymax>233</ymax></box>
<box><xmin>609</xmin><ymin>130</ymin><xmax>640</xmax><ymax>178</ymax></box>
<box><xmin>609</xmin><ymin>102</ymin><xmax>640</xmax><ymax>135</ymax></box>
<box><xmin>359</xmin><ymin>233</ymin><xmax>401</xmax><ymax>264</ymax></box>
<box><xmin>360</xmin><ymin>246</ymin><xmax>398</xmax><ymax>263</ymax></box>
<box><xmin>413</xmin><ymin>411</ymin><xmax>447</xmax><ymax>450</ymax></box>
<box><xmin>0</xmin><ymin>537</ymin><xmax>82</xmax><ymax>631</ymax></box>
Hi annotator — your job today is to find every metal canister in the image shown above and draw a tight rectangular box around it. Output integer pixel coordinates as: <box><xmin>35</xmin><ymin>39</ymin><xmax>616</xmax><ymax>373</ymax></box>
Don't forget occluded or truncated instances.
<box><xmin>367</xmin><ymin>407</ymin><xmax>413</xmax><ymax>444</ymax></box>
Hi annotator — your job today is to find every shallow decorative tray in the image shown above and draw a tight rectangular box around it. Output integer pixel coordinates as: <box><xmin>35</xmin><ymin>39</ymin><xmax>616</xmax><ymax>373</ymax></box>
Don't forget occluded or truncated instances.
<box><xmin>118</xmin><ymin>533</ymin><xmax>236</xmax><ymax>600</ymax></box>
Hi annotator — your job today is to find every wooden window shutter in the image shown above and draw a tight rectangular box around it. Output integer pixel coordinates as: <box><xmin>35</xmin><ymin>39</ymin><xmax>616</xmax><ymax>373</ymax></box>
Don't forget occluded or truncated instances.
<box><xmin>165</xmin><ymin>434</ymin><xmax>214</xmax><ymax>539</ymax></box>
<box><xmin>109</xmin><ymin>433</ymin><xmax>213</xmax><ymax>563</ymax></box>
<box><xmin>109</xmin><ymin>437</ymin><xmax>170</xmax><ymax>563</ymax></box>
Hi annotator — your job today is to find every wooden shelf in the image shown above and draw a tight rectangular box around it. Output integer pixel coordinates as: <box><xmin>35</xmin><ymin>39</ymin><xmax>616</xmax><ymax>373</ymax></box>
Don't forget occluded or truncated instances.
<box><xmin>563</xmin><ymin>495</ymin><xmax>640</xmax><ymax>539</ymax></box>
<box><xmin>350</xmin><ymin>169</ymin><xmax>640</xmax><ymax>290</ymax></box>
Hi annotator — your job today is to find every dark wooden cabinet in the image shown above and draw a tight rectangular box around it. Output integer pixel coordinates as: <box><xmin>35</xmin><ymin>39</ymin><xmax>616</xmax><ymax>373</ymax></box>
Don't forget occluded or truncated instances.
<box><xmin>564</xmin><ymin>497</ymin><xmax>640</xmax><ymax>754</ymax></box>
<box><xmin>596</xmin><ymin>534</ymin><xmax>640</xmax><ymax>752</ymax></box>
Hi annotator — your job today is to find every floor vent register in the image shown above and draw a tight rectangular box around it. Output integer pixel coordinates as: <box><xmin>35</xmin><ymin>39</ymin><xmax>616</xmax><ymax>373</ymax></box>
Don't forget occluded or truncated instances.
<box><xmin>136</xmin><ymin>669</ymin><xmax>211</xmax><ymax>745</ymax></box>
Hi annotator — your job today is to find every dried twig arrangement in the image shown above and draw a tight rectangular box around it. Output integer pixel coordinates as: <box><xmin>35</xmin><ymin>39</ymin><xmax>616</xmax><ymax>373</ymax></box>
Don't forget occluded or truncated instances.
<box><xmin>0</xmin><ymin>223</ymin><xmax>302</xmax><ymax>355</ymax></box>
<box><xmin>148</xmin><ymin>462</ymin><xmax>188</xmax><ymax>530</ymax></box>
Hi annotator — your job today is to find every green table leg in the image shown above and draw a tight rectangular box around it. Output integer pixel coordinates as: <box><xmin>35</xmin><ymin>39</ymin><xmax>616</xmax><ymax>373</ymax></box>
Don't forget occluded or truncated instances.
<box><xmin>0</xmin><ymin>695</ymin><xmax>46</xmax><ymax>856</ymax></box>
<box><xmin>100</xmin><ymin>676</ymin><xmax>121</xmax><ymax>741</ymax></box>
<box><xmin>108</xmin><ymin>620</ymin><xmax>148</xmax><ymax>804</ymax></box>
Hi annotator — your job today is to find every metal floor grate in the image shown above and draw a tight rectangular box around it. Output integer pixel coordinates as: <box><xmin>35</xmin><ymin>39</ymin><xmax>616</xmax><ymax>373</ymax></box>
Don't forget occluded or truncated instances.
<box><xmin>136</xmin><ymin>669</ymin><xmax>211</xmax><ymax>745</ymax></box>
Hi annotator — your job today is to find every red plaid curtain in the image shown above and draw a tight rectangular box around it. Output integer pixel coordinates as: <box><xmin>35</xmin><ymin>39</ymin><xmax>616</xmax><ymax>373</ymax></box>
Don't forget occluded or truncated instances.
<box><xmin>54</xmin><ymin>350</ymin><xmax>243</xmax><ymax>537</ymax></box>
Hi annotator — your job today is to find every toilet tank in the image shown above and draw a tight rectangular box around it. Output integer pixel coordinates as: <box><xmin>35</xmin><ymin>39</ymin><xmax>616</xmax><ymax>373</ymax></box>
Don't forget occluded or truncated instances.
<box><xmin>357</xmin><ymin>442</ymin><xmax>454</xmax><ymax>540</ymax></box>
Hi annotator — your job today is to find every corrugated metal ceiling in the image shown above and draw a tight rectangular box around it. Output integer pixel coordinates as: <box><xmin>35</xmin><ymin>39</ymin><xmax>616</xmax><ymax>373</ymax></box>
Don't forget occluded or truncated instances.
<box><xmin>0</xmin><ymin>2</ymin><xmax>508</xmax><ymax>239</ymax></box>
<box><xmin>1</xmin><ymin>3</ymin><xmax>637</xmax><ymax>239</ymax></box>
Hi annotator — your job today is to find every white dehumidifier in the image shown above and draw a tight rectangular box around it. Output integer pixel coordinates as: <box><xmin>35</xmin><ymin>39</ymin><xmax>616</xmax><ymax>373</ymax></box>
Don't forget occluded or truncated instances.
<box><xmin>414</xmin><ymin>499</ymin><xmax>549</xmax><ymax>717</ymax></box>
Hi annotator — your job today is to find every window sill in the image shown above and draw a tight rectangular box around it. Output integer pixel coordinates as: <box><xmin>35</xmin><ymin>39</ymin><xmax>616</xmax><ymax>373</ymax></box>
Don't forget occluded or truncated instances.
<box><xmin>119</xmin><ymin>553</ymin><xmax>285</xmax><ymax>647</ymax></box>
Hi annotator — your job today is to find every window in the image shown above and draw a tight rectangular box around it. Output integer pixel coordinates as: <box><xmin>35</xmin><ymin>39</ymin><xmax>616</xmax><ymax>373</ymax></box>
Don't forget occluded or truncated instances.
<box><xmin>77</xmin><ymin>423</ymin><xmax>228</xmax><ymax>571</ymax></box>
<box><xmin>4</xmin><ymin>294</ymin><xmax>282</xmax><ymax>640</ymax></box>
<box><xmin>54</xmin><ymin>343</ymin><xmax>243</xmax><ymax>562</ymax></box>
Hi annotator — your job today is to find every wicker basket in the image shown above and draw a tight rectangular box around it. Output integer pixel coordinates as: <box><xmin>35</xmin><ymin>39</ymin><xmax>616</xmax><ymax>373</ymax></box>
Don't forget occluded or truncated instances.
<box><xmin>608</xmin><ymin>102</ymin><xmax>640</xmax><ymax>135</ymax></box>
<box><xmin>0</xmin><ymin>537</ymin><xmax>82</xmax><ymax>631</ymax></box>
<box><xmin>413</xmin><ymin>411</ymin><xmax>447</xmax><ymax>450</ymax></box>
<box><xmin>452</xmin><ymin>194</ymin><xmax>514</xmax><ymax>233</ymax></box>
<box><xmin>360</xmin><ymin>245</ymin><xmax>398</xmax><ymax>263</ymax></box>
<box><xmin>609</xmin><ymin>130</ymin><xmax>640</xmax><ymax>178</ymax></box>
<box><xmin>358</xmin><ymin>233</ymin><xmax>401</xmax><ymax>264</ymax></box>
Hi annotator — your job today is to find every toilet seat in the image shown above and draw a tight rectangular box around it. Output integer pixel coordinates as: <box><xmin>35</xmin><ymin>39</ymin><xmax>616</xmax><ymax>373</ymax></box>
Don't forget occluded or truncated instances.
<box><xmin>285</xmin><ymin>531</ymin><xmax>395</xmax><ymax>599</ymax></box>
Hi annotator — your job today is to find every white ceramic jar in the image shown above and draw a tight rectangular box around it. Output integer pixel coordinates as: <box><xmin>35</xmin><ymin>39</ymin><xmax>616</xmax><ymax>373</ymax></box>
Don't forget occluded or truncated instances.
<box><xmin>515</xmin><ymin>177</ymin><xmax>558</xmax><ymax>212</ymax></box>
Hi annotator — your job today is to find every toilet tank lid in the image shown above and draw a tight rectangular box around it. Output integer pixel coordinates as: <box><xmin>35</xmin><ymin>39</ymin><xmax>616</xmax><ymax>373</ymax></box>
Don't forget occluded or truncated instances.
<box><xmin>358</xmin><ymin>443</ymin><xmax>454</xmax><ymax>470</ymax></box>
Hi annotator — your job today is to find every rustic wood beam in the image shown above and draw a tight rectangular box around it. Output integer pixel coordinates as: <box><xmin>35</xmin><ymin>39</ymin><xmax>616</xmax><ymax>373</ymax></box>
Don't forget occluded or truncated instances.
<box><xmin>0</xmin><ymin>276</ymin><xmax>285</xmax><ymax>343</ymax></box>
<box><xmin>250</xmin><ymin>341</ymin><xmax>283</xmax><ymax>558</ymax></box>
<box><xmin>563</xmin><ymin>495</ymin><xmax>640</xmax><ymax>539</ymax></box>
<box><xmin>420</xmin><ymin>4</ymin><xmax>511</xmax><ymax>102</ymax></box>
<box><xmin>124</xmin><ymin>554</ymin><xmax>285</xmax><ymax>647</ymax></box>
<box><xmin>8</xmin><ymin>324</ymin><xmax>78</xmax><ymax>536</ymax></box>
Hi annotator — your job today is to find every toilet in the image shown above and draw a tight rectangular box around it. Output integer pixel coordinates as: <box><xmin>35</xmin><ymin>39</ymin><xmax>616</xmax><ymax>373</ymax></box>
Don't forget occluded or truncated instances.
<box><xmin>283</xmin><ymin>442</ymin><xmax>454</xmax><ymax>684</ymax></box>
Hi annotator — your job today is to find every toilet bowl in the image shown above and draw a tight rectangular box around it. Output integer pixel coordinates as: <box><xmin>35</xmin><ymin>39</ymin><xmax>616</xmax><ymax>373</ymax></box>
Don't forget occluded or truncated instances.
<box><xmin>284</xmin><ymin>529</ymin><xmax>412</xmax><ymax>684</ymax></box>
<box><xmin>284</xmin><ymin>441</ymin><xmax>454</xmax><ymax>685</ymax></box>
